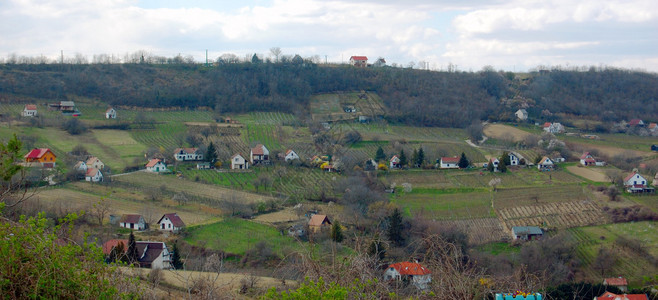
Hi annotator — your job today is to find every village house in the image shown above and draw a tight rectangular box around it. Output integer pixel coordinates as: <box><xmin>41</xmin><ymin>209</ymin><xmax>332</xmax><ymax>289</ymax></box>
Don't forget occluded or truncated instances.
<box><xmin>145</xmin><ymin>158</ymin><xmax>167</xmax><ymax>173</ymax></box>
<box><xmin>173</xmin><ymin>148</ymin><xmax>203</xmax><ymax>161</ymax></box>
<box><xmin>102</xmin><ymin>239</ymin><xmax>171</xmax><ymax>269</ymax></box>
<box><xmin>373</xmin><ymin>58</ymin><xmax>386</xmax><ymax>67</ymax></box>
<box><xmin>384</xmin><ymin>261</ymin><xmax>432</xmax><ymax>290</ymax></box>
<box><xmin>490</xmin><ymin>158</ymin><xmax>500</xmax><ymax>171</ymax></box>
<box><xmin>24</xmin><ymin>148</ymin><xmax>56</xmax><ymax>168</ymax></box>
<box><xmin>22</xmin><ymin>104</ymin><xmax>38</xmax><ymax>117</ymax></box>
<box><xmin>595</xmin><ymin>291</ymin><xmax>648</xmax><ymax>300</ymax></box>
<box><xmin>389</xmin><ymin>155</ymin><xmax>401</xmax><ymax>169</ymax></box>
<box><xmin>105</xmin><ymin>107</ymin><xmax>116</xmax><ymax>119</ymax></box>
<box><xmin>440</xmin><ymin>157</ymin><xmax>460</xmax><ymax>169</ymax></box>
<box><xmin>579</xmin><ymin>152</ymin><xmax>605</xmax><ymax>167</ymax></box>
<box><xmin>157</xmin><ymin>213</ymin><xmax>185</xmax><ymax>232</ymax></box>
<box><xmin>119</xmin><ymin>214</ymin><xmax>146</xmax><ymax>231</ymax></box>
<box><xmin>308</xmin><ymin>214</ymin><xmax>331</xmax><ymax>233</ymax></box>
<box><xmin>515</xmin><ymin>109</ymin><xmax>528</xmax><ymax>121</ymax></box>
<box><xmin>349</xmin><ymin>56</ymin><xmax>368</xmax><ymax>67</ymax></box>
<box><xmin>85</xmin><ymin>168</ymin><xmax>103</xmax><ymax>182</ymax></box>
<box><xmin>231</xmin><ymin>153</ymin><xmax>249</xmax><ymax>170</ymax></box>
<box><xmin>537</xmin><ymin>156</ymin><xmax>554</xmax><ymax>171</ymax></box>
<box><xmin>603</xmin><ymin>277</ymin><xmax>628</xmax><ymax>292</ymax></box>
<box><xmin>196</xmin><ymin>162</ymin><xmax>211</xmax><ymax>169</ymax></box>
<box><xmin>284</xmin><ymin>149</ymin><xmax>299</xmax><ymax>162</ymax></box>
<box><xmin>74</xmin><ymin>161</ymin><xmax>88</xmax><ymax>172</ymax></box>
<box><xmin>250</xmin><ymin>144</ymin><xmax>270</xmax><ymax>165</ymax></box>
<box><xmin>624</xmin><ymin>171</ymin><xmax>654</xmax><ymax>193</ymax></box>
<box><xmin>511</xmin><ymin>226</ymin><xmax>543</xmax><ymax>241</ymax></box>
<box><xmin>628</xmin><ymin>119</ymin><xmax>644</xmax><ymax>127</ymax></box>
<box><xmin>648</xmin><ymin>123</ymin><xmax>657</xmax><ymax>133</ymax></box>
<box><xmin>509</xmin><ymin>152</ymin><xmax>522</xmax><ymax>166</ymax></box>
<box><xmin>86</xmin><ymin>156</ymin><xmax>105</xmax><ymax>170</ymax></box>
<box><xmin>542</xmin><ymin>122</ymin><xmax>565</xmax><ymax>134</ymax></box>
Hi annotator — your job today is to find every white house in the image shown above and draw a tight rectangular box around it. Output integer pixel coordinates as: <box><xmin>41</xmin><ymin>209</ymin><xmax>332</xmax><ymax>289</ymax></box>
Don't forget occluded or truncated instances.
<box><xmin>537</xmin><ymin>156</ymin><xmax>554</xmax><ymax>171</ymax></box>
<box><xmin>173</xmin><ymin>148</ymin><xmax>203</xmax><ymax>161</ymax></box>
<box><xmin>349</xmin><ymin>56</ymin><xmax>368</xmax><ymax>67</ymax></box>
<box><xmin>231</xmin><ymin>153</ymin><xmax>248</xmax><ymax>170</ymax></box>
<box><xmin>624</xmin><ymin>171</ymin><xmax>648</xmax><ymax>193</ymax></box>
<box><xmin>284</xmin><ymin>149</ymin><xmax>299</xmax><ymax>162</ymax></box>
<box><xmin>389</xmin><ymin>155</ymin><xmax>401</xmax><ymax>169</ymax></box>
<box><xmin>145</xmin><ymin>159</ymin><xmax>167</xmax><ymax>173</ymax></box>
<box><xmin>580</xmin><ymin>152</ymin><xmax>596</xmax><ymax>166</ymax></box>
<box><xmin>515</xmin><ymin>109</ymin><xmax>528</xmax><ymax>121</ymax></box>
<box><xmin>509</xmin><ymin>152</ymin><xmax>522</xmax><ymax>166</ymax></box>
<box><xmin>490</xmin><ymin>158</ymin><xmax>500</xmax><ymax>171</ymax></box>
<box><xmin>22</xmin><ymin>104</ymin><xmax>38</xmax><ymax>117</ymax></box>
<box><xmin>74</xmin><ymin>161</ymin><xmax>88</xmax><ymax>172</ymax></box>
<box><xmin>119</xmin><ymin>214</ymin><xmax>146</xmax><ymax>231</ymax></box>
<box><xmin>86</xmin><ymin>156</ymin><xmax>105</xmax><ymax>170</ymax></box>
<box><xmin>105</xmin><ymin>108</ymin><xmax>116</xmax><ymax>119</ymax></box>
<box><xmin>440</xmin><ymin>157</ymin><xmax>460</xmax><ymax>169</ymax></box>
<box><xmin>85</xmin><ymin>168</ymin><xmax>103</xmax><ymax>182</ymax></box>
<box><xmin>543</xmin><ymin>122</ymin><xmax>565</xmax><ymax>134</ymax></box>
<box><xmin>250</xmin><ymin>144</ymin><xmax>270</xmax><ymax>165</ymax></box>
<box><xmin>157</xmin><ymin>213</ymin><xmax>185</xmax><ymax>232</ymax></box>
<box><xmin>384</xmin><ymin>262</ymin><xmax>432</xmax><ymax>290</ymax></box>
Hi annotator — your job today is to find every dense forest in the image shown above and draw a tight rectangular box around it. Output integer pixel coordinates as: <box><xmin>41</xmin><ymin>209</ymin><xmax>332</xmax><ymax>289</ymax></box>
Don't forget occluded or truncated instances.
<box><xmin>1</xmin><ymin>63</ymin><xmax>656</xmax><ymax>127</ymax></box>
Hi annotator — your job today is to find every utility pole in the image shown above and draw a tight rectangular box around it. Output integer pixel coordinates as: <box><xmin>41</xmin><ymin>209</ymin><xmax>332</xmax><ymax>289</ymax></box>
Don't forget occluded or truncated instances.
<box><xmin>60</xmin><ymin>50</ymin><xmax>64</xmax><ymax>64</ymax></box>
<box><xmin>325</xmin><ymin>55</ymin><xmax>327</xmax><ymax>64</ymax></box>
<box><xmin>205</xmin><ymin>49</ymin><xmax>208</xmax><ymax>66</ymax></box>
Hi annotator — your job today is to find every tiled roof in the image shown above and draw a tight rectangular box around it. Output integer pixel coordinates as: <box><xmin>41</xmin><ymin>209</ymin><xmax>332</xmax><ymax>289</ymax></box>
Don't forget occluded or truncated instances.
<box><xmin>85</xmin><ymin>168</ymin><xmax>100</xmax><ymax>177</ymax></box>
<box><xmin>158</xmin><ymin>213</ymin><xmax>185</xmax><ymax>227</ymax></box>
<box><xmin>25</xmin><ymin>104</ymin><xmax>37</xmax><ymax>110</ymax></box>
<box><xmin>251</xmin><ymin>144</ymin><xmax>267</xmax><ymax>155</ymax></box>
<box><xmin>308</xmin><ymin>214</ymin><xmax>330</xmax><ymax>227</ymax></box>
<box><xmin>604</xmin><ymin>277</ymin><xmax>628</xmax><ymax>286</ymax></box>
<box><xmin>24</xmin><ymin>148</ymin><xmax>52</xmax><ymax>159</ymax></box>
<box><xmin>174</xmin><ymin>147</ymin><xmax>199</xmax><ymax>154</ymax></box>
<box><xmin>598</xmin><ymin>291</ymin><xmax>648</xmax><ymax>300</ymax></box>
<box><xmin>86</xmin><ymin>156</ymin><xmax>101</xmax><ymax>165</ymax></box>
<box><xmin>441</xmin><ymin>157</ymin><xmax>459</xmax><ymax>163</ymax></box>
<box><xmin>580</xmin><ymin>152</ymin><xmax>592</xmax><ymax>159</ymax></box>
<box><xmin>350</xmin><ymin>56</ymin><xmax>368</xmax><ymax>61</ymax></box>
<box><xmin>120</xmin><ymin>214</ymin><xmax>143</xmax><ymax>224</ymax></box>
<box><xmin>388</xmin><ymin>262</ymin><xmax>431</xmax><ymax>276</ymax></box>
<box><xmin>145</xmin><ymin>158</ymin><xmax>162</xmax><ymax>168</ymax></box>
<box><xmin>624</xmin><ymin>172</ymin><xmax>638</xmax><ymax>183</ymax></box>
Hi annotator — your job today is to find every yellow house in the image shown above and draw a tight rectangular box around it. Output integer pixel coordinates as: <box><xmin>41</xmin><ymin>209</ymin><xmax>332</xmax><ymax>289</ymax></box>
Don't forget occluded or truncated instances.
<box><xmin>24</xmin><ymin>148</ymin><xmax>56</xmax><ymax>168</ymax></box>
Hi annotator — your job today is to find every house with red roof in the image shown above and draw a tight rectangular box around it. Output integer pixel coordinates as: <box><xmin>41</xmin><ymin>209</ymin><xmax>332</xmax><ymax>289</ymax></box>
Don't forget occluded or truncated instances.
<box><xmin>284</xmin><ymin>149</ymin><xmax>299</xmax><ymax>162</ymax></box>
<box><xmin>349</xmin><ymin>56</ymin><xmax>368</xmax><ymax>67</ymax></box>
<box><xmin>595</xmin><ymin>291</ymin><xmax>648</xmax><ymax>300</ymax></box>
<box><xmin>624</xmin><ymin>171</ymin><xmax>654</xmax><ymax>193</ymax></box>
<box><xmin>440</xmin><ymin>157</ymin><xmax>460</xmax><ymax>169</ymax></box>
<box><xmin>173</xmin><ymin>147</ymin><xmax>203</xmax><ymax>161</ymax></box>
<box><xmin>85</xmin><ymin>168</ymin><xmax>103</xmax><ymax>182</ymax></box>
<box><xmin>102</xmin><ymin>239</ymin><xmax>171</xmax><ymax>269</ymax></box>
<box><xmin>22</xmin><ymin>104</ymin><xmax>38</xmax><ymax>117</ymax></box>
<box><xmin>250</xmin><ymin>144</ymin><xmax>270</xmax><ymax>165</ymax></box>
<box><xmin>119</xmin><ymin>214</ymin><xmax>146</xmax><ymax>231</ymax></box>
<box><xmin>157</xmin><ymin>213</ymin><xmax>185</xmax><ymax>232</ymax></box>
<box><xmin>603</xmin><ymin>277</ymin><xmax>628</xmax><ymax>292</ymax></box>
<box><xmin>648</xmin><ymin>123</ymin><xmax>657</xmax><ymax>133</ymax></box>
<box><xmin>24</xmin><ymin>148</ymin><xmax>56</xmax><ymax>168</ymax></box>
<box><xmin>308</xmin><ymin>214</ymin><xmax>331</xmax><ymax>233</ymax></box>
<box><xmin>628</xmin><ymin>119</ymin><xmax>644</xmax><ymax>127</ymax></box>
<box><xmin>105</xmin><ymin>107</ymin><xmax>116</xmax><ymax>119</ymax></box>
<box><xmin>580</xmin><ymin>152</ymin><xmax>597</xmax><ymax>166</ymax></box>
<box><xmin>145</xmin><ymin>158</ymin><xmax>167</xmax><ymax>172</ymax></box>
<box><xmin>384</xmin><ymin>261</ymin><xmax>432</xmax><ymax>290</ymax></box>
<box><xmin>389</xmin><ymin>155</ymin><xmax>401</xmax><ymax>169</ymax></box>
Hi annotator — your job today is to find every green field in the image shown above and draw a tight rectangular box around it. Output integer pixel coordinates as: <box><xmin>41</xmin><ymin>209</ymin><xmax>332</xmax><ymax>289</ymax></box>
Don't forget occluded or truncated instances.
<box><xmin>392</xmin><ymin>187</ymin><xmax>493</xmax><ymax>220</ymax></box>
<box><xmin>185</xmin><ymin>218</ymin><xmax>300</xmax><ymax>256</ymax></box>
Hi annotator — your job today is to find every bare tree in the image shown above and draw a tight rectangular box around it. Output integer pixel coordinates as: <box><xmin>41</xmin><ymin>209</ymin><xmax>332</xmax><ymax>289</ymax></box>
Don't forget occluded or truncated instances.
<box><xmin>91</xmin><ymin>195</ymin><xmax>112</xmax><ymax>226</ymax></box>
<box><xmin>269</xmin><ymin>47</ymin><xmax>282</xmax><ymax>63</ymax></box>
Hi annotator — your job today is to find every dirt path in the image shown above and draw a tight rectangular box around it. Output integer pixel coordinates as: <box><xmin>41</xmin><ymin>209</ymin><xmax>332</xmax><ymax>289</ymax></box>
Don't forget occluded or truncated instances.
<box><xmin>566</xmin><ymin>166</ymin><xmax>609</xmax><ymax>182</ymax></box>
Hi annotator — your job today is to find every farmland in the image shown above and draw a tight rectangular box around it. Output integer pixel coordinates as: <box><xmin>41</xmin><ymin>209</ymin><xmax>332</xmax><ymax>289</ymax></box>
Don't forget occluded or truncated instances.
<box><xmin>483</xmin><ymin>124</ymin><xmax>534</xmax><ymax>142</ymax></box>
<box><xmin>392</xmin><ymin>188</ymin><xmax>492</xmax><ymax>220</ymax></box>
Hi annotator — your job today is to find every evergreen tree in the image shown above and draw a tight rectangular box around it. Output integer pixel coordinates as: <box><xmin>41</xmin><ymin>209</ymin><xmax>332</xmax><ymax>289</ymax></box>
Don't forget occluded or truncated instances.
<box><xmin>126</xmin><ymin>231</ymin><xmax>139</xmax><ymax>265</ymax></box>
<box><xmin>487</xmin><ymin>160</ymin><xmax>494</xmax><ymax>172</ymax></box>
<box><xmin>330</xmin><ymin>220</ymin><xmax>344</xmax><ymax>243</ymax></box>
<box><xmin>500</xmin><ymin>151</ymin><xmax>511</xmax><ymax>166</ymax></box>
<box><xmin>206</xmin><ymin>142</ymin><xmax>217</xmax><ymax>163</ymax></box>
<box><xmin>398</xmin><ymin>149</ymin><xmax>407</xmax><ymax>168</ymax></box>
<box><xmin>375</xmin><ymin>146</ymin><xmax>386</xmax><ymax>162</ymax></box>
<box><xmin>458</xmin><ymin>152</ymin><xmax>469</xmax><ymax>169</ymax></box>
<box><xmin>417</xmin><ymin>147</ymin><xmax>425</xmax><ymax>167</ymax></box>
<box><xmin>411</xmin><ymin>149</ymin><xmax>418</xmax><ymax>168</ymax></box>
<box><xmin>367</xmin><ymin>234</ymin><xmax>386</xmax><ymax>261</ymax></box>
<box><xmin>171</xmin><ymin>242</ymin><xmax>183</xmax><ymax>270</ymax></box>
<box><xmin>108</xmin><ymin>241</ymin><xmax>125</xmax><ymax>263</ymax></box>
<box><xmin>387</xmin><ymin>208</ymin><xmax>404</xmax><ymax>246</ymax></box>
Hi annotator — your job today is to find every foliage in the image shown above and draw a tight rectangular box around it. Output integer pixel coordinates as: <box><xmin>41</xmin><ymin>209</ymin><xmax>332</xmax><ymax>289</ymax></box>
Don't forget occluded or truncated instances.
<box><xmin>375</xmin><ymin>146</ymin><xmax>386</xmax><ymax>162</ymax></box>
<box><xmin>330</xmin><ymin>220</ymin><xmax>344</xmax><ymax>243</ymax></box>
<box><xmin>387</xmin><ymin>208</ymin><xmax>404</xmax><ymax>246</ymax></box>
<box><xmin>0</xmin><ymin>134</ymin><xmax>22</xmax><ymax>182</ymax></box>
<box><xmin>367</xmin><ymin>235</ymin><xmax>386</xmax><ymax>261</ymax></box>
<box><xmin>398</xmin><ymin>149</ymin><xmax>407</xmax><ymax>168</ymax></box>
<box><xmin>263</xmin><ymin>277</ymin><xmax>348</xmax><ymax>300</ymax></box>
<box><xmin>127</xmin><ymin>231</ymin><xmax>139</xmax><ymax>265</ymax></box>
<box><xmin>0</xmin><ymin>212</ymin><xmax>140</xmax><ymax>298</ymax></box>
<box><xmin>206</xmin><ymin>141</ymin><xmax>217</xmax><ymax>163</ymax></box>
<box><xmin>171</xmin><ymin>241</ymin><xmax>183</xmax><ymax>270</ymax></box>
<box><xmin>416</xmin><ymin>147</ymin><xmax>425</xmax><ymax>167</ymax></box>
<box><xmin>62</xmin><ymin>118</ymin><xmax>88</xmax><ymax>135</ymax></box>
<box><xmin>458</xmin><ymin>152</ymin><xmax>469</xmax><ymax>169</ymax></box>
<box><xmin>544</xmin><ymin>282</ymin><xmax>621</xmax><ymax>300</ymax></box>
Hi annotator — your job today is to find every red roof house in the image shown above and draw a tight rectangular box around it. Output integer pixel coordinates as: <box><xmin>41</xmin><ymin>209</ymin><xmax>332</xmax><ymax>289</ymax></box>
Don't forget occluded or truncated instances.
<box><xmin>628</xmin><ymin>119</ymin><xmax>644</xmax><ymax>127</ymax></box>
<box><xmin>384</xmin><ymin>262</ymin><xmax>432</xmax><ymax>289</ymax></box>
<box><xmin>24</xmin><ymin>148</ymin><xmax>56</xmax><ymax>167</ymax></box>
<box><xmin>349</xmin><ymin>56</ymin><xmax>368</xmax><ymax>67</ymax></box>
<box><xmin>596</xmin><ymin>291</ymin><xmax>648</xmax><ymax>300</ymax></box>
<box><xmin>603</xmin><ymin>277</ymin><xmax>628</xmax><ymax>291</ymax></box>
<box><xmin>157</xmin><ymin>213</ymin><xmax>185</xmax><ymax>232</ymax></box>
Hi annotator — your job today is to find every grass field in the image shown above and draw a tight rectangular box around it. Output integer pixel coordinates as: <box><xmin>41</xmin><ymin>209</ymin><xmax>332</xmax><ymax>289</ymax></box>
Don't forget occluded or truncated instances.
<box><xmin>392</xmin><ymin>188</ymin><xmax>493</xmax><ymax>220</ymax></box>
<box><xmin>185</xmin><ymin>218</ymin><xmax>300</xmax><ymax>256</ymax></box>
<box><xmin>484</xmin><ymin>124</ymin><xmax>534</xmax><ymax>142</ymax></box>
<box><xmin>566</xmin><ymin>165</ymin><xmax>609</xmax><ymax>182</ymax></box>
<box><xmin>493</xmin><ymin>185</ymin><xmax>587</xmax><ymax>208</ymax></box>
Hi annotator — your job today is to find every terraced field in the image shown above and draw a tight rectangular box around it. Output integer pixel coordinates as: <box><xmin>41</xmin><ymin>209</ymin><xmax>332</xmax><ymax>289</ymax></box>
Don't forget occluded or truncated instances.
<box><xmin>498</xmin><ymin>200</ymin><xmax>607</xmax><ymax>229</ymax></box>
<box><xmin>392</xmin><ymin>188</ymin><xmax>492</xmax><ymax>220</ymax></box>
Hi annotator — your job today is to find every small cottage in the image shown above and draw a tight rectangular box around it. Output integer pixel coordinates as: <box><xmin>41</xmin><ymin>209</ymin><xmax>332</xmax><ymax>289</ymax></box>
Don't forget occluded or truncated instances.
<box><xmin>250</xmin><ymin>144</ymin><xmax>270</xmax><ymax>165</ymax></box>
<box><xmin>284</xmin><ymin>149</ymin><xmax>300</xmax><ymax>162</ymax></box>
<box><xmin>85</xmin><ymin>168</ymin><xmax>103</xmax><ymax>182</ymax></box>
<box><xmin>157</xmin><ymin>213</ymin><xmax>185</xmax><ymax>232</ymax></box>
<box><xmin>509</xmin><ymin>152</ymin><xmax>522</xmax><ymax>166</ymax></box>
<box><xmin>603</xmin><ymin>277</ymin><xmax>628</xmax><ymax>292</ymax></box>
<box><xmin>349</xmin><ymin>56</ymin><xmax>368</xmax><ymax>67</ymax></box>
<box><xmin>86</xmin><ymin>156</ymin><xmax>105</xmax><ymax>170</ymax></box>
<box><xmin>628</xmin><ymin>119</ymin><xmax>644</xmax><ymax>127</ymax></box>
<box><xmin>384</xmin><ymin>262</ymin><xmax>432</xmax><ymax>290</ymax></box>
<box><xmin>24</xmin><ymin>148</ymin><xmax>56</xmax><ymax>168</ymax></box>
<box><xmin>537</xmin><ymin>156</ymin><xmax>554</xmax><ymax>171</ymax></box>
<box><xmin>580</xmin><ymin>152</ymin><xmax>596</xmax><ymax>166</ymax></box>
<box><xmin>515</xmin><ymin>109</ymin><xmax>528</xmax><ymax>121</ymax></box>
<box><xmin>512</xmin><ymin>226</ymin><xmax>543</xmax><ymax>241</ymax></box>
<box><xmin>145</xmin><ymin>159</ymin><xmax>167</xmax><ymax>173</ymax></box>
<box><xmin>105</xmin><ymin>108</ymin><xmax>116</xmax><ymax>119</ymax></box>
<box><xmin>23</xmin><ymin>104</ymin><xmax>38</xmax><ymax>117</ymax></box>
<box><xmin>74</xmin><ymin>161</ymin><xmax>88</xmax><ymax>172</ymax></box>
<box><xmin>624</xmin><ymin>172</ymin><xmax>653</xmax><ymax>193</ymax></box>
<box><xmin>490</xmin><ymin>158</ymin><xmax>500</xmax><ymax>171</ymax></box>
<box><xmin>231</xmin><ymin>153</ymin><xmax>248</xmax><ymax>170</ymax></box>
<box><xmin>308</xmin><ymin>214</ymin><xmax>331</xmax><ymax>233</ymax></box>
<box><xmin>440</xmin><ymin>157</ymin><xmax>460</xmax><ymax>169</ymax></box>
<box><xmin>389</xmin><ymin>155</ymin><xmax>401</xmax><ymax>169</ymax></box>
<box><xmin>119</xmin><ymin>214</ymin><xmax>146</xmax><ymax>231</ymax></box>
<box><xmin>173</xmin><ymin>148</ymin><xmax>203</xmax><ymax>161</ymax></box>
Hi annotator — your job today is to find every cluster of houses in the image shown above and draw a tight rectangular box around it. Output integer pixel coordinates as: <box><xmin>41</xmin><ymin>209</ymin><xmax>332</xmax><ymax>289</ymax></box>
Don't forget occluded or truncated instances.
<box><xmin>115</xmin><ymin>212</ymin><xmax>186</xmax><ymax>233</ymax></box>
<box><xmin>21</xmin><ymin>103</ymin><xmax>118</xmax><ymax>119</ymax></box>
<box><xmin>74</xmin><ymin>156</ymin><xmax>105</xmax><ymax>182</ymax></box>
<box><xmin>348</xmin><ymin>56</ymin><xmax>386</xmax><ymax>68</ymax></box>
<box><xmin>580</xmin><ymin>152</ymin><xmax>606</xmax><ymax>166</ymax></box>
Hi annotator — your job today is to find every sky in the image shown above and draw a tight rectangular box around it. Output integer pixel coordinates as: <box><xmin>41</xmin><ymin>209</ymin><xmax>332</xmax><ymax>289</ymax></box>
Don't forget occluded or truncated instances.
<box><xmin>1</xmin><ymin>0</ymin><xmax>657</xmax><ymax>72</ymax></box>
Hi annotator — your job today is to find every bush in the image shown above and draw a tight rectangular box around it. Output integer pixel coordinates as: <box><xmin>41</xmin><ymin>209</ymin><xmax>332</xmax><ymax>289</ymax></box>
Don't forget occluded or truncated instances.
<box><xmin>62</xmin><ymin>118</ymin><xmax>88</xmax><ymax>135</ymax></box>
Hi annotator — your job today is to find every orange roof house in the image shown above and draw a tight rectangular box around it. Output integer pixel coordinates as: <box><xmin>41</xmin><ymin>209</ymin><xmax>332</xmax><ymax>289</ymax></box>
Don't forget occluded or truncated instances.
<box><xmin>308</xmin><ymin>214</ymin><xmax>331</xmax><ymax>232</ymax></box>
<box><xmin>384</xmin><ymin>262</ymin><xmax>432</xmax><ymax>290</ymax></box>
<box><xmin>24</xmin><ymin>148</ymin><xmax>56</xmax><ymax>168</ymax></box>
<box><xmin>349</xmin><ymin>56</ymin><xmax>368</xmax><ymax>67</ymax></box>
<box><xmin>603</xmin><ymin>277</ymin><xmax>628</xmax><ymax>291</ymax></box>
<box><xmin>596</xmin><ymin>291</ymin><xmax>648</xmax><ymax>300</ymax></box>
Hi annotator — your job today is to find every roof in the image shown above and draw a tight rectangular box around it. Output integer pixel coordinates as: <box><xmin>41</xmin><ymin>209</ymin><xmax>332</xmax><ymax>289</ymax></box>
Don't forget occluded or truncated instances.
<box><xmin>390</xmin><ymin>155</ymin><xmax>399</xmax><ymax>162</ymax></box>
<box><xmin>25</xmin><ymin>104</ymin><xmax>37</xmax><ymax>110</ymax></box>
<box><xmin>441</xmin><ymin>157</ymin><xmax>460</xmax><ymax>163</ymax></box>
<box><xmin>286</xmin><ymin>149</ymin><xmax>295</xmax><ymax>155</ymax></box>
<box><xmin>597</xmin><ymin>292</ymin><xmax>648</xmax><ymax>300</ymax></box>
<box><xmin>516</xmin><ymin>108</ymin><xmax>527</xmax><ymax>114</ymax></box>
<box><xmin>158</xmin><ymin>213</ymin><xmax>185</xmax><ymax>227</ymax></box>
<box><xmin>308</xmin><ymin>214</ymin><xmax>331</xmax><ymax>227</ymax></box>
<box><xmin>145</xmin><ymin>158</ymin><xmax>162</xmax><ymax>168</ymax></box>
<box><xmin>543</xmin><ymin>122</ymin><xmax>551</xmax><ymax>127</ymax></box>
<box><xmin>86</xmin><ymin>156</ymin><xmax>101</xmax><ymax>165</ymax></box>
<box><xmin>102</xmin><ymin>239</ymin><xmax>128</xmax><ymax>255</ymax></box>
<box><xmin>388</xmin><ymin>262</ymin><xmax>431</xmax><ymax>276</ymax></box>
<box><xmin>106</xmin><ymin>107</ymin><xmax>114</xmax><ymax>113</ymax></box>
<box><xmin>85</xmin><ymin>168</ymin><xmax>100</xmax><ymax>177</ymax></box>
<box><xmin>628</xmin><ymin>119</ymin><xmax>643</xmax><ymax>126</ymax></box>
<box><xmin>580</xmin><ymin>152</ymin><xmax>592</xmax><ymax>159</ymax></box>
<box><xmin>251</xmin><ymin>144</ymin><xmax>267</xmax><ymax>155</ymax></box>
<box><xmin>24</xmin><ymin>148</ymin><xmax>54</xmax><ymax>159</ymax></box>
<box><xmin>624</xmin><ymin>171</ymin><xmax>640</xmax><ymax>183</ymax></box>
<box><xmin>648</xmin><ymin>123</ymin><xmax>657</xmax><ymax>129</ymax></box>
<box><xmin>120</xmin><ymin>214</ymin><xmax>143</xmax><ymax>224</ymax></box>
<box><xmin>101</xmin><ymin>239</ymin><xmax>166</xmax><ymax>265</ymax></box>
<box><xmin>604</xmin><ymin>277</ymin><xmax>628</xmax><ymax>286</ymax></box>
<box><xmin>512</xmin><ymin>226</ymin><xmax>543</xmax><ymax>235</ymax></box>
<box><xmin>350</xmin><ymin>56</ymin><xmax>368</xmax><ymax>61</ymax></box>
<box><xmin>231</xmin><ymin>153</ymin><xmax>244</xmax><ymax>160</ymax></box>
<box><xmin>174</xmin><ymin>147</ymin><xmax>199</xmax><ymax>154</ymax></box>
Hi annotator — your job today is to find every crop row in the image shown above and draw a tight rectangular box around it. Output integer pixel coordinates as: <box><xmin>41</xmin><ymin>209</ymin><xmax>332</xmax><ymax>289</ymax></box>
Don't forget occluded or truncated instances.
<box><xmin>498</xmin><ymin>201</ymin><xmax>607</xmax><ymax>229</ymax></box>
<box><xmin>439</xmin><ymin>218</ymin><xmax>509</xmax><ymax>245</ymax></box>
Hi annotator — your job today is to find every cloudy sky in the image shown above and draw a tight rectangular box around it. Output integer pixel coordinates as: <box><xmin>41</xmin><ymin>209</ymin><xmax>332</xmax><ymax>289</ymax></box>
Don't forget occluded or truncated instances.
<box><xmin>1</xmin><ymin>0</ymin><xmax>657</xmax><ymax>72</ymax></box>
